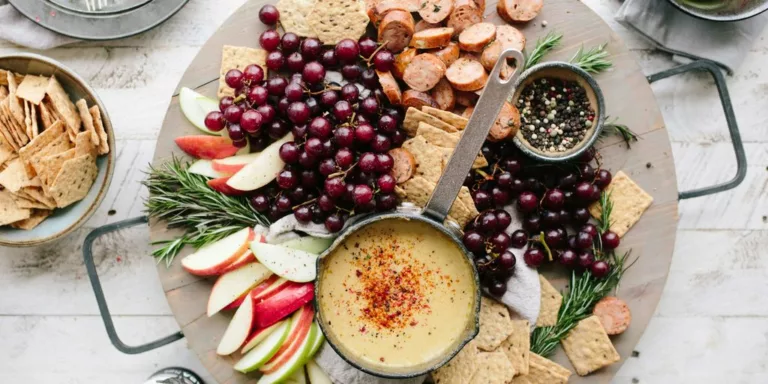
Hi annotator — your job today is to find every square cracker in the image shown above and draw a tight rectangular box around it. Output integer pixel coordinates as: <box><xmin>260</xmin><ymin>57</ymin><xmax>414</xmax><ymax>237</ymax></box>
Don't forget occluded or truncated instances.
<box><xmin>477</xmin><ymin>296</ymin><xmax>515</xmax><ymax>351</ymax></box>
<box><xmin>450</xmin><ymin>186</ymin><xmax>478</xmax><ymax>228</ymax></box>
<box><xmin>49</xmin><ymin>154</ymin><xmax>98</xmax><ymax>208</ymax></box>
<box><xmin>74</xmin><ymin>131</ymin><xmax>97</xmax><ymax>158</ymax></box>
<box><xmin>76</xmin><ymin>100</ymin><xmax>99</xmax><ymax>147</ymax></box>
<box><xmin>33</xmin><ymin>148</ymin><xmax>76</xmax><ymax>187</ymax></box>
<box><xmin>0</xmin><ymin>136</ymin><xmax>13</xmax><ymax>167</ymax></box>
<box><xmin>431</xmin><ymin>340</ymin><xmax>479</xmax><ymax>384</ymax></box>
<box><xmin>0</xmin><ymin>189</ymin><xmax>31</xmax><ymax>226</ymax></box>
<box><xmin>561</xmin><ymin>315</ymin><xmax>620</xmax><ymax>376</ymax></box>
<box><xmin>500</xmin><ymin>320</ymin><xmax>530</xmax><ymax>376</ymax></box>
<box><xmin>0</xmin><ymin>85</ymin><xmax>8</xmax><ymax>100</ymax></box>
<box><xmin>437</xmin><ymin>146</ymin><xmax>488</xmax><ymax>170</ymax></box>
<box><xmin>89</xmin><ymin>105</ymin><xmax>109</xmax><ymax>155</ymax></box>
<box><xmin>218</xmin><ymin>45</ymin><xmax>268</xmax><ymax>98</ymax></box>
<box><xmin>537</xmin><ymin>275</ymin><xmax>562</xmax><ymax>327</ymax></box>
<box><xmin>469</xmin><ymin>350</ymin><xmax>516</xmax><ymax>384</ymax></box>
<box><xmin>276</xmin><ymin>0</ymin><xmax>318</xmax><ymax>37</ymax></box>
<box><xmin>23</xmin><ymin>100</ymin><xmax>33</xmax><ymax>139</ymax></box>
<box><xmin>417</xmin><ymin>122</ymin><xmax>460</xmax><ymax>148</ymax></box>
<box><xmin>0</xmin><ymin>158</ymin><xmax>35</xmax><ymax>192</ymax></box>
<box><xmin>402</xmin><ymin>135</ymin><xmax>444</xmax><ymax>183</ymax></box>
<box><xmin>404</xmin><ymin>107</ymin><xmax>458</xmax><ymax>136</ymax></box>
<box><xmin>395</xmin><ymin>176</ymin><xmax>474</xmax><ymax>227</ymax></box>
<box><xmin>307</xmin><ymin>0</ymin><xmax>369</xmax><ymax>45</ymax></box>
<box><xmin>11</xmin><ymin>209</ymin><xmax>52</xmax><ymax>230</ymax></box>
<box><xmin>20</xmin><ymin>187</ymin><xmax>56</xmax><ymax>209</ymax></box>
<box><xmin>11</xmin><ymin>192</ymin><xmax>50</xmax><ymax>210</ymax></box>
<box><xmin>19</xmin><ymin>120</ymin><xmax>67</xmax><ymax>160</ymax></box>
<box><xmin>46</xmin><ymin>76</ymin><xmax>82</xmax><ymax>141</ymax></box>
<box><xmin>38</xmin><ymin>102</ymin><xmax>57</xmax><ymax>130</ymax></box>
<box><xmin>589</xmin><ymin>170</ymin><xmax>653</xmax><ymax>237</ymax></box>
<box><xmin>422</xmin><ymin>106</ymin><xmax>469</xmax><ymax>129</ymax></box>
<box><xmin>16</xmin><ymin>75</ymin><xmax>48</xmax><ymax>105</ymax></box>
<box><xmin>0</xmin><ymin>70</ymin><xmax>24</xmax><ymax>87</ymax></box>
<box><xmin>0</xmin><ymin>103</ymin><xmax>20</xmax><ymax>151</ymax></box>
<box><xmin>1</xmin><ymin>97</ymin><xmax>26</xmax><ymax>148</ymax></box>
<box><xmin>512</xmin><ymin>353</ymin><xmax>571</xmax><ymax>384</ymax></box>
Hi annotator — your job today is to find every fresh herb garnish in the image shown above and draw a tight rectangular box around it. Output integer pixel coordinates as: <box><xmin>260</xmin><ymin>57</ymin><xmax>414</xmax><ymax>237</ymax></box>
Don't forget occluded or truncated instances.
<box><xmin>143</xmin><ymin>156</ymin><xmax>268</xmax><ymax>265</ymax></box>
<box><xmin>570</xmin><ymin>43</ymin><xmax>612</xmax><ymax>74</ymax></box>
<box><xmin>595</xmin><ymin>191</ymin><xmax>614</xmax><ymax>234</ymax></box>
<box><xmin>525</xmin><ymin>31</ymin><xmax>563</xmax><ymax>70</ymax></box>
<box><xmin>600</xmin><ymin>117</ymin><xmax>639</xmax><ymax>148</ymax></box>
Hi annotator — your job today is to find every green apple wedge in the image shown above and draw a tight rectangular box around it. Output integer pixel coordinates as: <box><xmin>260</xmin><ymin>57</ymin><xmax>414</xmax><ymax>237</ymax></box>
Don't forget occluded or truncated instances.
<box><xmin>280</xmin><ymin>237</ymin><xmax>334</xmax><ymax>254</ymax></box>
<box><xmin>306</xmin><ymin>359</ymin><xmax>332</xmax><ymax>384</ymax></box>
<box><xmin>187</xmin><ymin>159</ymin><xmax>228</xmax><ymax>179</ymax></box>
<box><xmin>284</xmin><ymin>368</ymin><xmax>307</xmax><ymax>384</ymax></box>
<box><xmin>306</xmin><ymin>321</ymin><xmax>325</xmax><ymax>358</ymax></box>
<box><xmin>179</xmin><ymin>87</ymin><xmax>221</xmax><ymax>135</ymax></box>
<box><xmin>257</xmin><ymin>322</ymin><xmax>318</xmax><ymax>384</ymax></box>
<box><xmin>251</xmin><ymin>242</ymin><xmax>318</xmax><ymax>283</ymax></box>
<box><xmin>233</xmin><ymin>319</ymin><xmax>291</xmax><ymax>373</ymax></box>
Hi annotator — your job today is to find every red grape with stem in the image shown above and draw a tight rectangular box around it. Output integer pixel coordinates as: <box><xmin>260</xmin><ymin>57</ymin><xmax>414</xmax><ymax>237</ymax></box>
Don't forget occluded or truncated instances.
<box><xmin>247</xmin><ymin>86</ymin><xmax>269</xmax><ymax>106</ymax></box>
<box><xmin>490</xmin><ymin>232</ymin><xmax>511</xmax><ymax>253</ymax></box>
<box><xmin>225</xmin><ymin>69</ymin><xmax>244</xmax><ymax>89</ymax></box>
<box><xmin>204</xmin><ymin>111</ymin><xmax>225</xmax><ymax>132</ymax></box>
<box><xmin>243</xmin><ymin>64</ymin><xmax>264</xmax><ymax>84</ymax></box>
<box><xmin>509</xmin><ymin>230</ymin><xmax>527</xmax><ymax>248</ymax></box>
<box><xmin>259</xmin><ymin>30</ymin><xmax>281</xmax><ymax>51</ymax></box>
<box><xmin>373</xmin><ymin>50</ymin><xmax>395</xmax><ymax>71</ymax></box>
<box><xmin>358</xmin><ymin>37</ymin><xmax>377</xmax><ymax>58</ymax></box>
<box><xmin>524</xmin><ymin>248</ymin><xmax>545</xmax><ymax>267</ymax></box>
<box><xmin>353</xmin><ymin>184</ymin><xmax>374</xmax><ymax>206</ymax></box>
<box><xmin>517</xmin><ymin>191</ymin><xmax>538</xmax><ymax>213</ymax></box>
<box><xmin>601</xmin><ymin>231</ymin><xmax>620</xmax><ymax>249</ymax></box>
<box><xmin>325</xmin><ymin>213</ymin><xmax>345</xmax><ymax>232</ymax></box>
<box><xmin>590</xmin><ymin>261</ymin><xmax>610</xmax><ymax>278</ymax></box>
<box><xmin>559</xmin><ymin>249</ymin><xmax>578</xmax><ymax>267</ymax></box>
<box><xmin>302</xmin><ymin>61</ymin><xmax>325</xmax><ymax>84</ymax></box>
<box><xmin>284</xmin><ymin>82</ymin><xmax>304</xmax><ymax>101</ymax></box>
<box><xmin>321</xmin><ymin>50</ymin><xmax>338</xmax><ymax>67</ymax></box>
<box><xmin>266</xmin><ymin>51</ymin><xmax>285</xmax><ymax>71</ymax></box>
<box><xmin>340</xmin><ymin>84</ymin><xmax>359</xmax><ymax>101</ymax></box>
<box><xmin>377</xmin><ymin>174</ymin><xmax>396</xmax><ymax>193</ymax></box>
<box><xmin>376</xmin><ymin>193</ymin><xmax>397</xmax><ymax>210</ymax></box>
<box><xmin>250</xmin><ymin>194</ymin><xmax>269</xmax><ymax>212</ymax></box>
<box><xmin>375</xmin><ymin>153</ymin><xmax>393</xmax><ymax>173</ymax></box>
<box><xmin>300</xmin><ymin>38</ymin><xmax>322</xmax><ymax>60</ymax></box>
<box><xmin>341</xmin><ymin>64</ymin><xmax>362</xmax><ymax>80</ymax></box>
<box><xmin>578</xmin><ymin>250</ymin><xmax>595</xmax><ymax>268</ymax></box>
<box><xmin>335</xmin><ymin>39</ymin><xmax>359</xmax><ymax>63</ymax></box>
<box><xmin>267</xmin><ymin>77</ymin><xmax>288</xmax><ymax>96</ymax></box>
<box><xmin>358</xmin><ymin>152</ymin><xmax>377</xmax><ymax>172</ymax></box>
<box><xmin>281</xmin><ymin>32</ymin><xmax>301</xmax><ymax>52</ymax></box>
<box><xmin>258</xmin><ymin>5</ymin><xmax>280</xmax><ymax>25</ymax></box>
<box><xmin>335</xmin><ymin>148</ymin><xmax>355</xmax><ymax>169</ymax></box>
<box><xmin>294</xmin><ymin>206</ymin><xmax>312</xmax><ymax>223</ymax></box>
<box><xmin>594</xmin><ymin>169</ymin><xmax>612</xmax><ymax>189</ymax></box>
<box><xmin>462</xmin><ymin>230</ymin><xmax>485</xmax><ymax>253</ymax></box>
<box><xmin>240</xmin><ymin>109</ymin><xmax>263</xmax><ymax>134</ymax></box>
<box><xmin>355</xmin><ymin>123</ymin><xmax>375</xmax><ymax>143</ymax></box>
<box><xmin>324</xmin><ymin>177</ymin><xmax>346</xmax><ymax>198</ymax></box>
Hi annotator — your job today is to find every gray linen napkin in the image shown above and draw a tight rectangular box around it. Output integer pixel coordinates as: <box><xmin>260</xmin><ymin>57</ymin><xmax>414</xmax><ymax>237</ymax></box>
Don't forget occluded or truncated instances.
<box><xmin>0</xmin><ymin>0</ymin><xmax>77</xmax><ymax>49</ymax></box>
<box><xmin>616</xmin><ymin>0</ymin><xmax>768</xmax><ymax>73</ymax></box>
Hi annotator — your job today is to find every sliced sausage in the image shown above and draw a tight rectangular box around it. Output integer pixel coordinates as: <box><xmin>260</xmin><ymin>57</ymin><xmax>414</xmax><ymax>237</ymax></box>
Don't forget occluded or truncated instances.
<box><xmin>459</xmin><ymin>51</ymin><xmax>481</xmax><ymax>62</ymax></box>
<box><xmin>496</xmin><ymin>25</ymin><xmax>526</xmax><ymax>52</ymax></box>
<box><xmin>365</xmin><ymin>0</ymin><xmax>378</xmax><ymax>22</ymax></box>
<box><xmin>418</xmin><ymin>0</ymin><xmax>454</xmax><ymax>24</ymax></box>
<box><xmin>403</xmin><ymin>0</ymin><xmax>422</xmax><ymax>11</ymax></box>
<box><xmin>593</xmin><ymin>296</ymin><xmax>631</xmax><ymax>336</ymax></box>
<box><xmin>445</xmin><ymin>57</ymin><xmax>487</xmax><ymax>91</ymax></box>
<box><xmin>430</xmin><ymin>42</ymin><xmax>460</xmax><ymax>67</ymax></box>
<box><xmin>455</xmin><ymin>90</ymin><xmax>478</xmax><ymax>107</ymax></box>
<box><xmin>497</xmin><ymin>0</ymin><xmax>543</xmax><ymax>23</ymax></box>
<box><xmin>461</xmin><ymin>106</ymin><xmax>474</xmax><ymax>118</ymax></box>
<box><xmin>415</xmin><ymin>19</ymin><xmax>442</xmax><ymax>32</ymax></box>
<box><xmin>447</xmin><ymin>0</ymin><xmax>483</xmax><ymax>37</ymax></box>
<box><xmin>430</xmin><ymin>78</ymin><xmax>455</xmax><ymax>111</ymax></box>
<box><xmin>480</xmin><ymin>40</ymin><xmax>502</xmax><ymax>71</ymax></box>
<box><xmin>402</xmin><ymin>89</ymin><xmax>439</xmax><ymax>110</ymax></box>
<box><xmin>410</xmin><ymin>27</ymin><xmax>454</xmax><ymax>49</ymax></box>
<box><xmin>389</xmin><ymin>148</ymin><xmax>417</xmax><ymax>183</ymax></box>
<box><xmin>377</xmin><ymin>70</ymin><xmax>403</xmax><ymax>104</ymax></box>
<box><xmin>393</xmin><ymin>47</ymin><xmax>418</xmax><ymax>79</ymax></box>
<box><xmin>378</xmin><ymin>10</ymin><xmax>415</xmax><ymax>53</ymax></box>
<box><xmin>487</xmin><ymin>101</ymin><xmax>520</xmax><ymax>141</ymax></box>
<box><xmin>458</xmin><ymin>22</ymin><xmax>497</xmax><ymax>52</ymax></box>
<box><xmin>372</xmin><ymin>0</ymin><xmax>410</xmax><ymax>24</ymax></box>
<box><xmin>403</xmin><ymin>53</ymin><xmax>446</xmax><ymax>91</ymax></box>
<box><xmin>473</xmin><ymin>0</ymin><xmax>485</xmax><ymax>12</ymax></box>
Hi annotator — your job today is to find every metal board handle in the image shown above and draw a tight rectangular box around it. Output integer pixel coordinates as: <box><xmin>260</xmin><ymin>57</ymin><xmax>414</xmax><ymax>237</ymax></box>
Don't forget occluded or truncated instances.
<box><xmin>647</xmin><ymin>60</ymin><xmax>747</xmax><ymax>200</ymax></box>
<box><xmin>83</xmin><ymin>216</ymin><xmax>184</xmax><ymax>354</ymax></box>
<box><xmin>424</xmin><ymin>49</ymin><xmax>525</xmax><ymax>222</ymax></box>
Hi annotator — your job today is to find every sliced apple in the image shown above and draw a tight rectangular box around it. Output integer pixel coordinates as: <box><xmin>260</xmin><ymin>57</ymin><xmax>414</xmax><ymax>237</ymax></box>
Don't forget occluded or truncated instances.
<box><xmin>251</xmin><ymin>242</ymin><xmax>318</xmax><ymax>283</ymax></box>
<box><xmin>222</xmin><ymin>291</ymin><xmax>248</xmax><ymax>311</ymax></box>
<box><xmin>257</xmin><ymin>321</ymin><xmax>317</xmax><ymax>384</ymax></box>
<box><xmin>306</xmin><ymin>359</ymin><xmax>332</xmax><ymax>384</ymax></box>
<box><xmin>175</xmin><ymin>135</ymin><xmax>242</xmax><ymax>160</ymax></box>
<box><xmin>179</xmin><ymin>87</ymin><xmax>221</xmax><ymax>135</ymax></box>
<box><xmin>207</xmin><ymin>262</ymin><xmax>272</xmax><ymax>317</ymax></box>
<box><xmin>207</xmin><ymin>176</ymin><xmax>249</xmax><ymax>196</ymax></box>
<box><xmin>306</xmin><ymin>321</ymin><xmax>325</xmax><ymax>358</ymax></box>
<box><xmin>285</xmin><ymin>367</ymin><xmax>307</xmax><ymax>384</ymax></box>
<box><xmin>227</xmin><ymin>133</ymin><xmax>293</xmax><ymax>191</ymax></box>
<box><xmin>182</xmin><ymin>227</ymin><xmax>254</xmax><ymax>276</ymax></box>
<box><xmin>234</xmin><ymin>319</ymin><xmax>292</xmax><ymax>373</ymax></box>
<box><xmin>217</xmin><ymin>293</ymin><xmax>255</xmax><ymax>355</ymax></box>
<box><xmin>188</xmin><ymin>159</ymin><xmax>229</xmax><ymax>179</ymax></box>
<box><xmin>212</xmin><ymin>152</ymin><xmax>262</xmax><ymax>174</ymax></box>
<box><xmin>261</xmin><ymin>304</ymin><xmax>315</xmax><ymax>373</ymax></box>
<box><xmin>242</xmin><ymin>320</ymin><xmax>285</xmax><ymax>354</ymax></box>
<box><xmin>253</xmin><ymin>282</ymin><xmax>314</xmax><ymax>329</ymax></box>
<box><xmin>280</xmin><ymin>237</ymin><xmax>334</xmax><ymax>254</ymax></box>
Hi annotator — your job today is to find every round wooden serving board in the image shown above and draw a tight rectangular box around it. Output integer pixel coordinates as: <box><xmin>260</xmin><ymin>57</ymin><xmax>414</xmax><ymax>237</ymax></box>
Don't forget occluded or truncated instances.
<box><xmin>151</xmin><ymin>0</ymin><xmax>679</xmax><ymax>382</ymax></box>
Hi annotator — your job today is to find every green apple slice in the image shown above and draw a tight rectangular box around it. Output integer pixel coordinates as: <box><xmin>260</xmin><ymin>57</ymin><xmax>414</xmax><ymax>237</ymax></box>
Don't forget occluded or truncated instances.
<box><xmin>306</xmin><ymin>322</ymin><xmax>325</xmax><ymax>358</ymax></box>
<box><xmin>234</xmin><ymin>319</ymin><xmax>291</xmax><ymax>373</ymax></box>
<box><xmin>179</xmin><ymin>87</ymin><xmax>221</xmax><ymax>135</ymax></box>
<box><xmin>280</xmin><ymin>237</ymin><xmax>334</xmax><ymax>254</ymax></box>
<box><xmin>284</xmin><ymin>367</ymin><xmax>307</xmax><ymax>384</ymax></box>
<box><xmin>187</xmin><ymin>160</ymin><xmax>227</xmax><ymax>179</ymax></box>
<box><xmin>306</xmin><ymin>359</ymin><xmax>332</xmax><ymax>384</ymax></box>
<box><xmin>251</xmin><ymin>242</ymin><xmax>318</xmax><ymax>283</ymax></box>
<box><xmin>257</xmin><ymin>321</ymin><xmax>317</xmax><ymax>384</ymax></box>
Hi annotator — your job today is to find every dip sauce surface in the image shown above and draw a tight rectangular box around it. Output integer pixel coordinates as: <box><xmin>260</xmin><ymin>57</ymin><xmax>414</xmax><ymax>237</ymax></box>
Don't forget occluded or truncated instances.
<box><xmin>318</xmin><ymin>219</ymin><xmax>476</xmax><ymax>371</ymax></box>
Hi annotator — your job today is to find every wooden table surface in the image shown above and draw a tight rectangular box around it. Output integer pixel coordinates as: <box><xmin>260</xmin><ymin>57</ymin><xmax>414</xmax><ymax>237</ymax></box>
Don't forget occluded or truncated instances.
<box><xmin>0</xmin><ymin>1</ymin><xmax>765</xmax><ymax>383</ymax></box>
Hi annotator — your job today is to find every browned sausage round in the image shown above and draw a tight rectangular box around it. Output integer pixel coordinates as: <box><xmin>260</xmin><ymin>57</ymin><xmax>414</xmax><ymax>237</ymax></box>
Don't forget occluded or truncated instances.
<box><xmin>393</xmin><ymin>47</ymin><xmax>417</xmax><ymax>79</ymax></box>
<box><xmin>480</xmin><ymin>40</ymin><xmax>502</xmax><ymax>71</ymax></box>
<box><xmin>371</xmin><ymin>0</ymin><xmax>410</xmax><ymax>24</ymax></box>
<box><xmin>461</xmin><ymin>105</ymin><xmax>474</xmax><ymax>118</ymax></box>
<box><xmin>430</xmin><ymin>42</ymin><xmax>460</xmax><ymax>67</ymax></box>
<box><xmin>415</xmin><ymin>19</ymin><xmax>442</xmax><ymax>32</ymax></box>
<box><xmin>410</xmin><ymin>27</ymin><xmax>454</xmax><ymax>49</ymax></box>
<box><xmin>402</xmin><ymin>89</ymin><xmax>439</xmax><ymax>110</ymax></box>
<box><xmin>458</xmin><ymin>22</ymin><xmax>496</xmax><ymax>52</ymax></box>
<box><xmin>447</xmin><ymin>0</ymin><xmax>483</xmax><ymax>37</ymax></box>
<box><xmin>402</xmin><ymin>0</ymin><xmax>422</xmax><ymax>11</ymax></box>
<box><xmin>497</xmin><ymin>0</ymin><xmax>543</xmax><ymax>23</ymax></box>
<box><xmin>378</xmin><ymin>10</ymin><xmax>415</xmax><ymax>53</ymax></box>
<box><xmin>446</xmin><ymin>58</ymin><xmax>487</xmax><ymax>91</ymax></box>
<box><xmin>403</xmin><ymin>53</ymin><xmax>446</xmax><ymax>91</ymax></box>
<box><xmin>455</xmin><ymin>90</ymin><xmax>479</xmax><ymax>107</ymax></box>
<box><xmin>418</xmin><ymin>0</ymin><xmax>454</xmax><ymax>24</ymax></box>
<box><xmin>377</xmin><ymin>70</ymin><xmax>403</xmax><ymax>104</ymax></box>
<box><xmin>487</xmin><ymin>101</ymin><xmax>520</xmax><ymax>141</ymax></box>
<box><xmin>430</xmin><ymin>78</ymin><xmax>455</xmax><ymax>111</ymax></box>
<box><xmin>389</xmin><ymin>148</ymin><xmax>417</xmax><ymax>183</ymax></box>
<box><xmin>496</xmin><ymin>25</ymin><xmax>526</xmax><ymax>52</ymax></box>
<box><xmin>593</xmin><ymin>296</ymin><xmax>631</xmax><ymax>336</ymax></box>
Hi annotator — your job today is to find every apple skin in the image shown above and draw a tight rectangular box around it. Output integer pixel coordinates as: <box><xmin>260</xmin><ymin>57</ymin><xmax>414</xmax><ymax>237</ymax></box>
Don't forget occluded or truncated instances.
<box><xmin>253</xmin><ymin>282</ymin><xmax>314</xmax><ymax>329</ymax></box>
<box><xmin>206</xmin><ymin>262</ymin><xmax>272</xmax><ymax>317</ymax></box>
<box><xmin>222</xmin><ymin>291</ymin><xmax>247</xmax><ymax>311</ymax></box>
<box><xmin>212</xmin><ymin>152</ymin><xmax>262</xmax><ymax>174</ymax></box>
<box><xmin>227</xmin><ymin>133</ymin><xmax>293</xmax><ymax>191</ymax></box>
<box><xmin>241</xmin><ymin>320</ymin><xmax>284</xmax><ymax>354</ymax></box>
<box><xmin>175</xmin><ymin>135</ymin><xmax>241</xmax><ymax>159</ymax></box>
<box><xmin>256</xmin><ymin>320</ymin><xmax>318</xmax><ymax>384</ymax></box>
<box><xmin>207</xmin><ymin>177</ymin><xmax>249</xmax><ymax>196</ymax></box>
<box><xmin>260</xmin><ymin>304</ymin><xmax>315</xmax><ymax>373</ymax></box>
<box><xmin>251</xmin><ymin>242</ymin><xmax>319</xmax><ymax>283</ymax></box>
<box><xmin>216</xmin><ymin>293</ymin><xmax>256</xmax><ymax>355</ymax></box>
<box><xmin>181</xmin><ymin>228</ymin><xmax>255</xmax><ymax>276</ymax></box>
<box><xmin>220</xmin><ymin>235</ymin><xmax>265</xmax><ymax>274</ymax></box>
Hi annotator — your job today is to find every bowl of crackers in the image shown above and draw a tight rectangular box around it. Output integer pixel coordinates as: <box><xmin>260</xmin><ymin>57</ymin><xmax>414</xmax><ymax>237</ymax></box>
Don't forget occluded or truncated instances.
<box><xmin>0</xmin><ymin>53</ymin><xmax>114</xmax><ymax>247</ymax></box>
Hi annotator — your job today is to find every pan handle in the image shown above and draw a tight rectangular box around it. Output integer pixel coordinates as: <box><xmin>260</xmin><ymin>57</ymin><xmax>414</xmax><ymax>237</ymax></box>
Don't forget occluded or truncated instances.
<box><xmin>83</xmin><ymin>216</ymin><xmax>184</xmax><ymax>354</ymax></box>
<box><xmin>646</xmin><ymin>60</ymin><xmax>747</xmax><ymax>200</ymax></box>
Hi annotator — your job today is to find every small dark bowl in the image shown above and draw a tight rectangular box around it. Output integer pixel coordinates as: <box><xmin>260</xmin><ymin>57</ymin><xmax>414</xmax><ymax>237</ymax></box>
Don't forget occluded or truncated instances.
<box><xmin>511</xmin><ymin>62</ymin><xmax>605</xmax><ymax>163</ymax></box>
<box><xmin>667</xmin><ymin>0</ymin><xmax>768</xmax><ymax>22</ymax></box>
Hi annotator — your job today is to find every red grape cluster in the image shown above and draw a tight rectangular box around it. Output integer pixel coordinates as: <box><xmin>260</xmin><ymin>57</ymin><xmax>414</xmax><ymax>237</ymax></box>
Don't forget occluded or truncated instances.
<box><xmin>461</xmin><ymin>142</ymin><xmax>621</xmax><ymax>296</ymax></box>
<box><xmin>206</xmin><ymin>5</ymin><xmax>405</xmax><ymax>232</ymax></box>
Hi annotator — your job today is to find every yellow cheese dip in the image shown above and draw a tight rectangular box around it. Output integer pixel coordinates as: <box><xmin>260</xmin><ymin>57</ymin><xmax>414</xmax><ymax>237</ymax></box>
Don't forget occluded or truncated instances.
<box><xmin>317</xmin><ymin>219</ymin><xmax>477</xmax><ymax>373</ymax></box>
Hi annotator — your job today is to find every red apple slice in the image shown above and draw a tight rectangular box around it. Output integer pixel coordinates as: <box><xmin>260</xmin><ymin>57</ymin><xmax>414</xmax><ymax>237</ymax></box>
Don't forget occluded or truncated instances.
<box><xmin>212</xmin><ymin>152</ymin><xmax>263</xmax><ymax>174</ymax></box>
<box><xmin>261</xmin><ymin>304</ymin><xmax>315</xmax><ymax>373</ymax></box>
<box><xmin>227</xmin><ymin>133</ymin><xmax>293</xmax><ymax>191</ymax></box>
<box><xmin>175</xmin><ymin>135</ymin><xmax>241</xmax><ymax>159</ymax></box>
<box><xmin>222</xmin><ymin>291</ymin><xmax>248</xmax><ymax>311</ymax></box>
<box><xmin>207</xmin><ymin>176</ymin><xmax>249</xmax><ymax>196</ymax></box>
<box><xmin>241</xmin><ymin>320</ymin><xmax>285</xmax><ymax>354</ymax></box>
<box><xmin>216</xmin><ymin>292</ymin><xmax>255</xmax><ymax>355</ymax></box>
<box><xmin>207</xmin><ymin>262</ymin><xmax>272</xmax><ymax>317</ymax></box>
<box><xmin>253</xmin><ymin>282</ymin><xmax>314</xmax><ymax>329</ymax></box>
<box><xmin>252</xmin><ymin>277</ymin><xmax>291</xmax><ymax>303</ymax></box>
<box><xmin>220</xmin><ymin>234</ymin><xmax>265</xmax><ymax>274</ymax></box>
<box><xmin>188</xmin><ymin>159</ymin><xmax>229</xmax><ymax>179</ymax></box>
<box><xmin>182</xmin><ymin>227</ymin><xmax>255</xmax><ymax>276</ymax></box>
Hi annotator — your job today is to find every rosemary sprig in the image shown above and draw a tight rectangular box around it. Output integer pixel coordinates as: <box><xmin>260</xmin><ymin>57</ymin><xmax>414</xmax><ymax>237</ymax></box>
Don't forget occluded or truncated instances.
<box><xmin>530</xmin><ymin>250</ymin><xmax>631</xmax><ymax>356</ymax></box>
<box><xmin>595</xmin><ymin>191</ymin><xmax>614</xmax><ymax>234</ymax></box>
<box><xmin>601</xmin><ymin>118</ymin><xmax>639</xmax><ymax>148</ymax></box>
<box><xmin>143</xmin><ymin>156</ymin><xmax>269</xmax><ymax>265</ymax></box>
<box><xmin>525</xmin><ymin>31</ymin><xmax>563</xmax><ymax>70</ymax></box>
<box><xmin>570</xmin><ymin>43</ymin><xmax>612</xmax><ymax>74</ymax></box>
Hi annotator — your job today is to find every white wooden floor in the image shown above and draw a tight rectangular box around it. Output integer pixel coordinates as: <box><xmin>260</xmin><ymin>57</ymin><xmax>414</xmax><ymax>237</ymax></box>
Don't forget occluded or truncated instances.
<box><xmin>0</xmin><ymin>1</ymin><xmax>766</xmax><ymax>383</ymax></box>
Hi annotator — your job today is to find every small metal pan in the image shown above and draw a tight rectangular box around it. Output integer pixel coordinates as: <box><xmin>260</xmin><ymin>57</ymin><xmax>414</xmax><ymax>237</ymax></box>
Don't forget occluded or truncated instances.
<box><xmin>313</xmin><ymin>49</ymin><xmax>526</xmax><ymax>379</ymax></box>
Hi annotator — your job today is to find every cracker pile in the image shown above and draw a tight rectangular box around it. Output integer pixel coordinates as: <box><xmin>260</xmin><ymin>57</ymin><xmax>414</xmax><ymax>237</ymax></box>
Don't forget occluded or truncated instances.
<box><xmin>0</xmin><ymin>69</ymin><xmax>109</xmax><ymax>230</ymax></box>
<box><xmin>588</xmin><ymin>170</ymin><xmax>653</xmax><ymax>237</ymax></box>
<box><xmin>277</xmin><ymin>0</ymin><xmax>370</xmax><ymax>44</ymax></box>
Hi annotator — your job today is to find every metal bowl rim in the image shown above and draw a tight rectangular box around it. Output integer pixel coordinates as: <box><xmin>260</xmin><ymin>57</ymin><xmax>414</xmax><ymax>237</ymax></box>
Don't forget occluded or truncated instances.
<box><xmin>666</xmin><ymin>0</ymin><xmax>768</xmax><ymax>22</ymax></box>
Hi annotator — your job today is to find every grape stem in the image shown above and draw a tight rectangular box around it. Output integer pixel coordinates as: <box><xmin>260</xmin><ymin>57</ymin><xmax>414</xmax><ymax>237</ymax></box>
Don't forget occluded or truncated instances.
<box><xmin>292</xmin><ymin>197</ymin><xmax>317</xmax><ymax>210</ymax></box>
<box><xmin>538</xmin><ymin>232</ymin><xmax>554</xmax><ymax>262</ymax></box>
<box><xmin>363</xmin><ymin>40</ymin><xmax>390</xmax><ymax>64</ymax></box>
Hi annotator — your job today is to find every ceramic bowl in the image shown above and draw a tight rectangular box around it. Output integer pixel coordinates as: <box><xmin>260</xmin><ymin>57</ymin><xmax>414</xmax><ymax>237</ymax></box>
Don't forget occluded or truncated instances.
<box><xmin>511</xmin><ymin>61</ymin><xmax>605</xmax><ymax>163</ymax></box>
<box><xmin>0</xmin><ymin>53</ymin><xmax>115</xmax><ymax>247</ymax></box>
<box><xmin>667</xmin><ymin>0</ymin><xmax>768</xmax><ymax>22</ymax></box>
